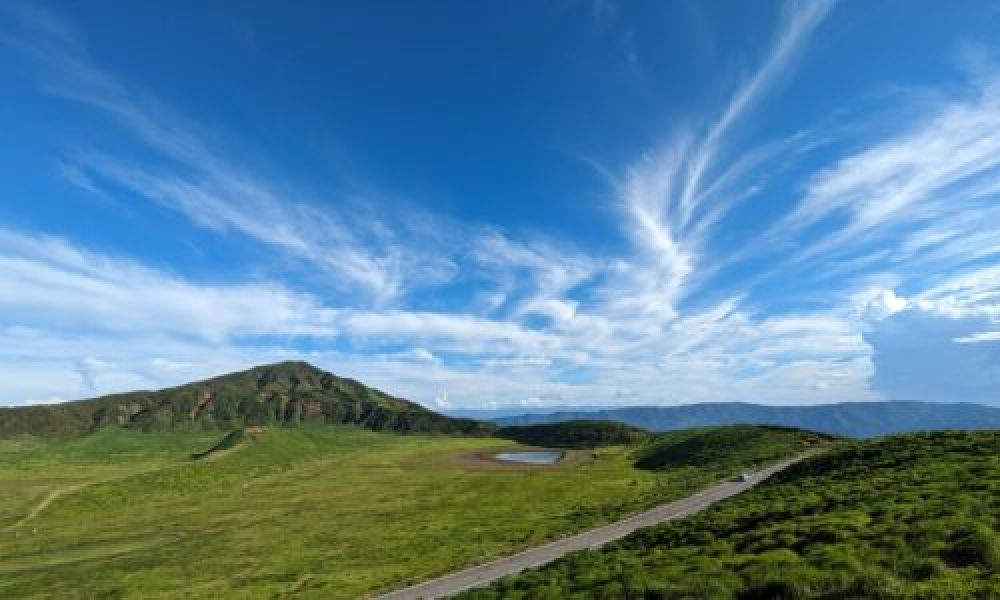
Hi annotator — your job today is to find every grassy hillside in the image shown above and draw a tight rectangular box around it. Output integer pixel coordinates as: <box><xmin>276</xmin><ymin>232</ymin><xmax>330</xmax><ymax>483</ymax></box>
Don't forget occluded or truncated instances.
<box><xmin>0</xmin><ymin>423</ymin><xmax>820</xmax><ymax>599</ymax></box>
<box><xmin>460</xmin><ymin>430</ymin><xmax>1000</xmax><ymax>599</ymax></box>
<box><xmin>633</xmin><ymin>425</ymin><xmax>837</xmax><ymax>471</ymax></box>
<box><xmin>496</xmin><ymin>420</ymin><xmax>653</xmax><ymax>449</ymax></box>
<box><xmin>0</xmin><ymin>362</ymin><xmax>493</xmax><ymax>438</ymax></box>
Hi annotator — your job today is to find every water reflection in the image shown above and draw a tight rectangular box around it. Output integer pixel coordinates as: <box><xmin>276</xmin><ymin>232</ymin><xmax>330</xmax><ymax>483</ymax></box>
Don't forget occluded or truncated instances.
<box><xmin>494</xmin><ymin>450</ymin><xmax>564</xmax><ymax>465</ymax></box>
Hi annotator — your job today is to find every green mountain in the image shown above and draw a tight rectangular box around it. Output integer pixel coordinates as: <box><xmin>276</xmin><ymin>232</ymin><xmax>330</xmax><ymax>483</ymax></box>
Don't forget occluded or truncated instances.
<box><xmin>0</xmin><ymin>361</ymin><xmax>494</xmax><ymax>438</ymax></box>
<box><xmin>460</xmin><ymin>430</ymin><xmax>1000</xmax><ymax>599</ymax></box>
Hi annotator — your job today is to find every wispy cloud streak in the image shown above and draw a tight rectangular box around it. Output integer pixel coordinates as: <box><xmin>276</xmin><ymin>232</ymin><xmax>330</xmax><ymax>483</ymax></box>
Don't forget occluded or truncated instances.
<box><xmin>2</xmin><ymin>3</ymin><xmax>456</xmax><ymax>305</ymax></box>
<box><xmin>606</xmin><ymin>1</ymin><xmax>833</xmax><ymax>325</ymax></box>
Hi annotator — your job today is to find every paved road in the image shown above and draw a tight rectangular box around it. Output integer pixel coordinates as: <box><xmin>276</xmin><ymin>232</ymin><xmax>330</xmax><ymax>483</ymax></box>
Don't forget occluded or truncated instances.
<box><xmin>374</xmin><ymin>457</ymin><xmax>801</xmax><ymax>600</ymax></box>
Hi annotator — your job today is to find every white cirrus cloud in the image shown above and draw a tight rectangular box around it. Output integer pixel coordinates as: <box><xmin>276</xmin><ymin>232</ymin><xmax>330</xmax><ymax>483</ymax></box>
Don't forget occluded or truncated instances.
<box><xmin>2</xmin><ymin>3</ymin><xmax>459</xmax><ymax>306</ymax></box>
<box><xmin>0</xmin><ymin>228</ymin><xmax>339</xmax><ymax>342</ymax></box>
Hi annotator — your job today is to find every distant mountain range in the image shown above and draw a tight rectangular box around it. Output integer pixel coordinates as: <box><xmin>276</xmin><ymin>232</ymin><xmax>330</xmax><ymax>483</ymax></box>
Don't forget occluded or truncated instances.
<box><xmin>7</xmin><ymin>363</ymin><xmax>999</xmax><ymax>441</ymax></box>
<box><xmin>0</xmin><ymin>361</ymin><xmax>493</xmax><ymax>438</ymax></box>
<box><xmin>491</xmin><ymin>401</ymin><xmax>1000</xmax><ymax>438</ymax></box>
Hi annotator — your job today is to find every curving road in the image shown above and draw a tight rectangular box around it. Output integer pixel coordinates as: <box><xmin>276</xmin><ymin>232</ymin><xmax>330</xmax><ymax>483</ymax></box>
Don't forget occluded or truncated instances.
<box><xmin>374</xmin><ymin>457</ymin><xmax>802</xmax><ymax>600</ymax></box>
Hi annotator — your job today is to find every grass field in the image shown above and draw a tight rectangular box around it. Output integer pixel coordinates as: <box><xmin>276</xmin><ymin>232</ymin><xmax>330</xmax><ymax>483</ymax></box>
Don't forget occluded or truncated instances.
<box><xmin>0</xmin><ymin>424</ymin><xmax>815</xmax><ymax>599</ymax></box>
<box><xmin>461</xmin><ymin>430</ymin><xmax>1000</xmax><ymax>599</ymax></box>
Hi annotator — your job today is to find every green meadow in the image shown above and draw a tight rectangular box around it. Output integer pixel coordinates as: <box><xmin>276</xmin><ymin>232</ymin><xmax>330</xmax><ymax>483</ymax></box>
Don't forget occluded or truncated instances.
<box><xmin>0</xmin><ymin>424</ymin><xmax>819</xmax><ymax>599</ymax></box>
<box><xmin>462</xmin><ymin>430</ymin><xmax>1000</xmax><ymax>599</ymax></box>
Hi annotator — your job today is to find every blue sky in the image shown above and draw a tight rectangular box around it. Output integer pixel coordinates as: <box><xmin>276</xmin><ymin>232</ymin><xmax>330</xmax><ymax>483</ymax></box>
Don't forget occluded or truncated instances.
<box><xmin>2</xmin><ymin>0</ymin><xmax>1000</xmax><ymax>409</ymax></box>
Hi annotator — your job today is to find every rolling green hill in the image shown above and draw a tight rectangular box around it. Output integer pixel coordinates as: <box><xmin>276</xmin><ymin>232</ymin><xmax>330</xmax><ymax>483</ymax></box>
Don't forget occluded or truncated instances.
<box><xmin>496</xmin><ymin>420</ymin><xmax>653</xmax><ymax>448</ymax></box>
<box><xmin>460</xmin><ymin>430</ymin><xmax>1000</xmax><ymax>599</ymax></box>
<box><xmin>0</xmin><ymin>366</ymin><xmax>847</xmax><ymax>598</ymax></box>
<box><xmin>0</xmin><ymin>361</ymin><xmax>493</xmax><ymax>438</ymax></box>
<box><xmin>633</xmin><ymin>425</ymin><xmax>838</xmax><ymax>471</ymax></box>
<box><xmin>0</xmin><ymin>422</ymin><xmax>822</xmax><ymax>598</ymax></box>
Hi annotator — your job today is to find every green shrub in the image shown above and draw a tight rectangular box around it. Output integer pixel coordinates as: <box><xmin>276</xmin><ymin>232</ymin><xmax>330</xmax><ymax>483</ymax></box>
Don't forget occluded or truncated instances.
<box><xmin>457</xmin><ymin>431</ymin><xmax>1000</xmax><ymax>600</ymax></box>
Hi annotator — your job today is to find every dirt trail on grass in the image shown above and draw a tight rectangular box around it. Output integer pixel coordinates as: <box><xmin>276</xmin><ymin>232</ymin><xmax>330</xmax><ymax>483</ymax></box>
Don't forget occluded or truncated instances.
<box><xmin>2</xmin><ymin>480</ymin><xmax>96</xmax><ymax>533</ymax></box>
<box><xmin>4</xmin><ymin>434</ymin><xmax>252</xmax><ymax>532</ymax></box>
<box><xmin>374</xmin><ymin>457</ymin><xmax>804</xmax><ymax>600</ymax></box>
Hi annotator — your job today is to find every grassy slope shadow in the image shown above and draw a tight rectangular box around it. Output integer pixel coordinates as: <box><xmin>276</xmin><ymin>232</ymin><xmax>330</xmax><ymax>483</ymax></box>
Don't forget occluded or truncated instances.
<box><xmin>190</xmin><ymin>429</ymin><xmax>247</xmax><ymax>460</ymax></box>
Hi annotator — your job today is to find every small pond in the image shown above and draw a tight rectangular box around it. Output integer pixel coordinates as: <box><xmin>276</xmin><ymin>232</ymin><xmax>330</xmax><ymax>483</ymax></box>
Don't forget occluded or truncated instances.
<box><xmin>493</xmin><ymin>450</ymin><xmax>564</xmax><ymax>465</ymax></box>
